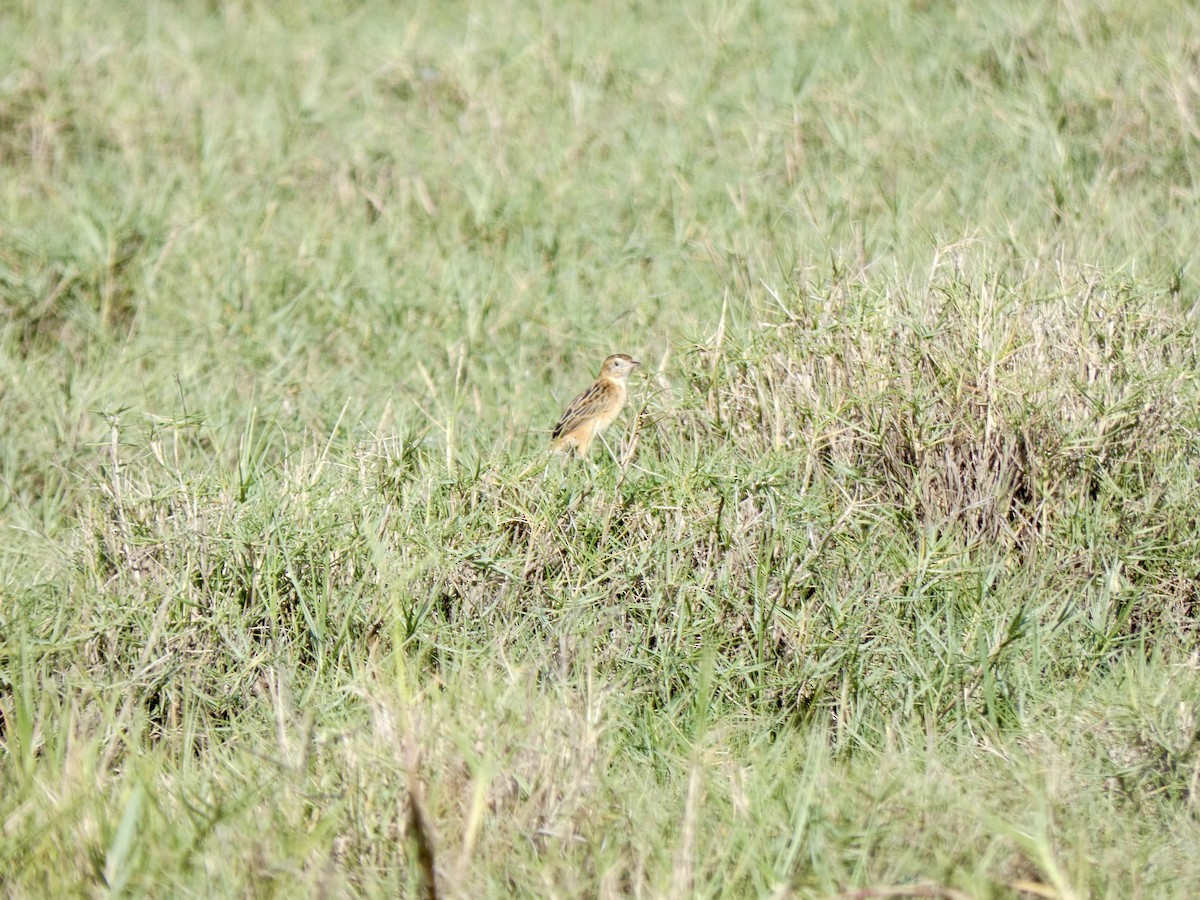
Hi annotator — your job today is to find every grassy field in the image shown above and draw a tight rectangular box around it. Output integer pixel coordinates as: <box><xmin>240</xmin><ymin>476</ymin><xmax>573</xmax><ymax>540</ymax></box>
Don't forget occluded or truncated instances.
<box><xmin>3</xmin><ymin>0</ymin><xmax>1200</xmax><ymax>896</ymax></box>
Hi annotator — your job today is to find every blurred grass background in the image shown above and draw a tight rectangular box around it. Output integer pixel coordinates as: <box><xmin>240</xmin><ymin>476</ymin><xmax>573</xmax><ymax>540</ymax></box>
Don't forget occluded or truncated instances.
<box><xmin>3</xmin><ymin>0</ymin><xmax>1200</xmax><ymax>896</ymax></box>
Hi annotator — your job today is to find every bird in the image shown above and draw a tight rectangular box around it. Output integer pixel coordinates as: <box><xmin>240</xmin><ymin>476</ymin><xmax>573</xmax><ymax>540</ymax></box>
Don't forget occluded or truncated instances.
<box><xmin>550</xmin><ymin>353</ymin><xmax>641</xmax><ymax>456</ymax></box>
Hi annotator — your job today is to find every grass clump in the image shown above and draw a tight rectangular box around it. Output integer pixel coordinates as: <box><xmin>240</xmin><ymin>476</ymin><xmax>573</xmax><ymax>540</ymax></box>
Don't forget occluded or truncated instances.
<box><xmin>3</xmin><ymin>0</ymin><xmax>1200</xmax><ymax>896</ymax></box>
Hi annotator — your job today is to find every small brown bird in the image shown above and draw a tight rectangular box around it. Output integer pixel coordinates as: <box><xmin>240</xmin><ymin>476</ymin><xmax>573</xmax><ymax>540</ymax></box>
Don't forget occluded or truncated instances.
<box><xmin>551</xmin><ymin>353</ymin><xmax>641</xmax><ymax>456</ymax></box>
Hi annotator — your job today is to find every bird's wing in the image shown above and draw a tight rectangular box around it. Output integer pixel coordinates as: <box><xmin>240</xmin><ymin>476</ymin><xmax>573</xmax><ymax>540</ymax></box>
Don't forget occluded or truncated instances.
<box><xmin>552</xmin><ymin>380</ymin><xmax>616</xmax><ymax>440</ymax></box>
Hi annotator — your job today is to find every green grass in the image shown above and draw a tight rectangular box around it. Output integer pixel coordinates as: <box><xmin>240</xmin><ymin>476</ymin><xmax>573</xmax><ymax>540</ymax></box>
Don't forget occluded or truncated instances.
<box><xmin>3</xmin><ymin>0</ymin><xmax>1200</xmax><ymax>895</ymax></box>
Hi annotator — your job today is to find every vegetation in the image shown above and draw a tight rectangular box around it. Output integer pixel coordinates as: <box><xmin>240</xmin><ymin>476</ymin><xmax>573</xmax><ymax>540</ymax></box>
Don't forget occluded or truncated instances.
<box><xmin>3</xmin><ymin>0</ymin><xmax>1200</xmax><ymax>895</ymax></box>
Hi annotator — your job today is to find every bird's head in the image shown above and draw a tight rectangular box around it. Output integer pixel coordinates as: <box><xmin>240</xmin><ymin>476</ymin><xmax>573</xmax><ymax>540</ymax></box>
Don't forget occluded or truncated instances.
<box><xmin>600</xmin><ymin>354</ymin><xmax>641</xmax><ymax>381</ymax></box>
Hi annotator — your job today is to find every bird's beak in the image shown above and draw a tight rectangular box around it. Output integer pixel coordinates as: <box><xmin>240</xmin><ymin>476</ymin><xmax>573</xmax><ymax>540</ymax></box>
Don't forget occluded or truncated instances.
<box><xmin>632</xmin><ymin>360</ymin><xmax>642</xmax><ymax>368</ymax></box>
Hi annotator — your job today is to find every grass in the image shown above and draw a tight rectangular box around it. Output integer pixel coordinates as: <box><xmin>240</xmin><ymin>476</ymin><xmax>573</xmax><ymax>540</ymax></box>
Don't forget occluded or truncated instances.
<box><xmin>3</xmin><ymin>0</ymin><xmax>1200</xmax><ymax>895</ymax></box>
